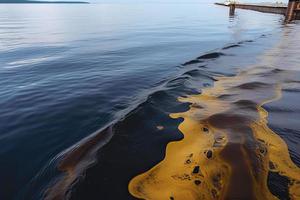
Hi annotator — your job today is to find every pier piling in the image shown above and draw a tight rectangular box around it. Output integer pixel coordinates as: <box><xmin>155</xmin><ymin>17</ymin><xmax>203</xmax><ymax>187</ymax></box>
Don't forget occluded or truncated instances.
<box><xmin>286</xmin><ymin>0</ymin><xmax>300</xmax><ymax>22</ymax></box>
<box><xmin>229</xmin><ymin>3</ymin><xmax>236</xmax><ymax>16</ymax></box>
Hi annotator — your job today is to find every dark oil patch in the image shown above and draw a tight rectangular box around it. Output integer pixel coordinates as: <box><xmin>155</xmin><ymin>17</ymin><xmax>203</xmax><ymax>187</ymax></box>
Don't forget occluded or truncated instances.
<box><xmin>222</xmin><ymin>44</ymin><xmax>240</xmax><ymax>50</ymax></box>
<box><xmin>182</xmin><ymin>59</ymin><xmax>202</xmax><ymax>66</ymax></box>
<box><xmin>267</xmin><ymin>171</ymin><xmax>290</xmax><ymax>200</ymax></box>
<box><xmin>197</xmin><ymin>52</ymin><xmax>225</xmax><ymax>59</ymax></box>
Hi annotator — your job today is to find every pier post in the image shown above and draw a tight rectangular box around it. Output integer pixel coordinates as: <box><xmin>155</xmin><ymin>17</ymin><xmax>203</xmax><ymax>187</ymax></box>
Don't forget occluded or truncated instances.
<box><xmin>229</xmin><ymin>3</ymin><xmax>236</xmax><ymax>16</ymax></box>
<box><xmin>286</xmin><ymin>0</ymin><xmax>298</xmax><ymax>21</ymax></box>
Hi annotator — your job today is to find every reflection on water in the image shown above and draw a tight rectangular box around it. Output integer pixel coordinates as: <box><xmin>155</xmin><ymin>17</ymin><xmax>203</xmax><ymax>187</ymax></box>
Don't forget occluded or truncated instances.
<box><xmin>129</xmin><ymin>25</ymin><xmax>300</xmax><ymax>200</ymax></box>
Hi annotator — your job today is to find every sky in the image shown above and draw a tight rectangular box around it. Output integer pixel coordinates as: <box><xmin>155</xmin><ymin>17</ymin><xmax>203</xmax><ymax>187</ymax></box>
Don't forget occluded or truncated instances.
<box><xmin>34</xmin><ymin>0</ymin><xmax>285</xmax><ymax>3</ymax></box>
<box><xmin>87</xmin><ymin>0</ymin><xmax>284</xmax><ymax>2</ymax></box>
<box><xmin>86</xmin><ymin>0</ymin><xmax>286</xmax><ymax>3</ymax></box>
<box><xmin>2</xmin><ymin>0</ymin><xmax>287</xmax><ymax>3</ymax></box>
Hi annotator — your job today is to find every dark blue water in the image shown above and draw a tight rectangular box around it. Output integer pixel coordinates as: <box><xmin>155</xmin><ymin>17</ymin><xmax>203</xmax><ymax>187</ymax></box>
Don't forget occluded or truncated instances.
<box><xmin>0</xmin><ymin>3</ymin><xmax>284</xmax><ymax>199</ymax></box>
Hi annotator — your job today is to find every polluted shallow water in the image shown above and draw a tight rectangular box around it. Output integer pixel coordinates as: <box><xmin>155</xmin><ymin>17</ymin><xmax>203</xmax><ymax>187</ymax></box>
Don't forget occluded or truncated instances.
<box><xmin>43</xmin><ymin>28</ymin><xmax>300</xmax><ymax>200</ymax></box>
<box><xmin>129</xmin><ymin>28</ymin><xmax>300</xmax><ymax>199</ymax></box>
<box><xmin>43</xmin><ymin>27</ymin><xmax>300</xmax><ymax>200</ymax></box>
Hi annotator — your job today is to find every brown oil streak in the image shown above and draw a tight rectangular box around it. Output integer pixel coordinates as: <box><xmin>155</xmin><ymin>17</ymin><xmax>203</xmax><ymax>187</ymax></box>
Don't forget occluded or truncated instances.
<box><xmin>45</xmin><ymin>126</ymin><xmax>114</xmax><ymax>200</ymax></box>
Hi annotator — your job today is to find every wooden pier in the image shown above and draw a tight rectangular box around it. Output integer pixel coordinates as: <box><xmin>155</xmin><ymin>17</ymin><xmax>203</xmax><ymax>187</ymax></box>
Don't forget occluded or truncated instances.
<box><xmin>215</xmin><ymin>1</ymin><xmax>300</xmax><ymax>22</ymax></box>
<box><xmin>286</xmin><ymin>0</ymin><xmax>300</xmax><ymax>21</ymax></box>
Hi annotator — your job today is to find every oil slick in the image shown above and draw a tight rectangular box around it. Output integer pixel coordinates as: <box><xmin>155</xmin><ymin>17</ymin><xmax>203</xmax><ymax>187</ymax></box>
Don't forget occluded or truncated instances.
<box><xmin>43</xmin><ymin>26</ymin><xmax>300</xmax><ymax>200</ymax></box>
<box><xmin>129</xmin><ymin>64</ymin><xmax>300</xmax><ymax>199</ymax></box>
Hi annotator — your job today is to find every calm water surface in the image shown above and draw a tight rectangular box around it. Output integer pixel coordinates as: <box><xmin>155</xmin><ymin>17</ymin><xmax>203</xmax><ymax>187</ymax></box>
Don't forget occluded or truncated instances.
<box><xmin>1</xmin><ymin>3</ymin><xmax>299</xmax><ymax>200</ymax></box>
